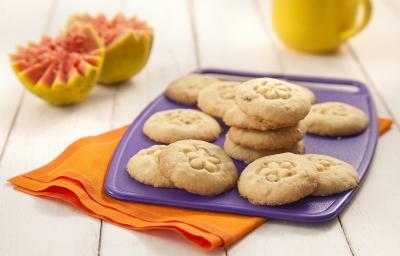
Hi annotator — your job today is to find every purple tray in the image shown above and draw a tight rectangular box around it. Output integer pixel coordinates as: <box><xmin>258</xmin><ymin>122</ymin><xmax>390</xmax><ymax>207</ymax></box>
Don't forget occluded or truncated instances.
<box><xmin>105</xmin><ymin>68</ymin><xmax>378</xmax><ymax>222</ymax></box>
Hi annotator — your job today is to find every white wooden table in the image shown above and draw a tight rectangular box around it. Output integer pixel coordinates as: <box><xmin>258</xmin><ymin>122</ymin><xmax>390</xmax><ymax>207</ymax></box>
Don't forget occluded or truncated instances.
<box><xmin>1</xmin><ymin>0</ymin><xmax>400</xmax><ymax>255</ymax></box>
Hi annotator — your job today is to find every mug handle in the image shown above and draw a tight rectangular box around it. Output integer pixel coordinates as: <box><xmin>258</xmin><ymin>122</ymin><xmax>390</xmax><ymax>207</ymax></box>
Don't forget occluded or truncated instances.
<box><xmin>340</xmin><ymin>0</ymin><xmax>372</xmax><ymax>42</ymax></box>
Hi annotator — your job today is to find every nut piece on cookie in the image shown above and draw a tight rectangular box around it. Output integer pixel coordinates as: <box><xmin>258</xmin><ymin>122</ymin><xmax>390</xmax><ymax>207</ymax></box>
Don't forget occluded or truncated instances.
<box><xmin>159</xmin><ymin>140</ymin><xmax>238</xmax><ymax>196</ymax></box>
<box><xmin>143</xmin><ymin>109</ymin><xmax>221</xmax><ymax>144</ymax></box>
<box><xmin>224</xmin><ymin>135</ymin><xmax>305</xmax><ymax>163</ymax></box>
<box><xmin>126</xmin><ymin>145</ymin><xmax>175</xmax><ymax>188</ymax></box>
<box><xmin>165</xmin><ymin>74</ymin><xmax>219</xmax><ymax>105</ymax></box>
<box><xmin>238</xmin><ymin>153</ymin><xmax>318</xmax><ymax>205</ymax></box>
<box><xmin>227</xmin><ymin>121</ymin><xmax>306</xmax><ymax>150</ymax></box>
<box><xmin>198</xmin><ymin>80</ymin><xmax>240</xmax><ymax>118</ymax></box>
<box><xmin>235</xmin><ymin>78</ymin><xmax>311</xmax><ymax>127</ymax></box>
<box><xmin>304</xmin><ymin>102</ymin><xmax>369</xmax><ymax>136</ymax></box>
<box><xmin>304</xmin><ymin>154</ymin><xmax>359</xmax><ymax>196</ymax></box>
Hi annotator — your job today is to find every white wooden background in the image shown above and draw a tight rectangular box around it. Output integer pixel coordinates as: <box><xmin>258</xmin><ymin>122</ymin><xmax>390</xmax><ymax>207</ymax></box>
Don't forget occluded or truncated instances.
<box><xmin>0</xmin><ymin>0</ymin><xmax>399</xmax><ymax>255</ymax></box>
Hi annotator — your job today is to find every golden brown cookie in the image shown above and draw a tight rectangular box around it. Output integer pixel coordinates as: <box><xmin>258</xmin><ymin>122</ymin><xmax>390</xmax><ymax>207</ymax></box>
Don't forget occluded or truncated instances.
<box><xmin>305</xmin><ymin>154</ymin><xmax>359</xmax><ymax>196</ymax></box>
<box><xmin>235</xmin><ymin>78</ymin><xmax>310</xmax><ymax>127</ymax></box>
<box><xmin>238</xmin><ymin>153</ymin><xmax>318</xmax><ymax>205</ymax></box>
<box><xmin>295</xmin><ymin>84</ymin><xmax>316</xmax><ymax>104</ymax></box>
<box><xmin>223</xmin><ymin>106</ymin><xmax>292</xmax><ymax>130</ymax></box>
<box><xmin>143</xmin><ymin>109</ymin><xmax>221</xmax><ymax>144</ymax></box>
<box><xmin>304</xmin><ymin>102</ymin><xmax>369</xmax><ymax>136</ymax></box>
<box><xmin>197</xmin><ymin>81</ymin><xmax>240</xmax><ymax>118</ymax></box>
<box><xmin>227</xmin><ymin>121</ymin><xmax>306</xmax><ymax>150</ymax></box>
<box><xmin>126</xmin><ymin>145</ymin><xmax>174</xmax><ymax>188</ymax></box>
<box><xmin>223</xmin><ymin>135</ymin><xmax>305</xmax><ymax>163</ymax></box>
<box><xmin>159</xmin><ymin>140</ymin><xmax>238</xmax><ymax>196</ymax></box>
<box><xmin>165</xmin><ymin>74</ymin><xmax>219</xmax><ymax>105</ymax></box>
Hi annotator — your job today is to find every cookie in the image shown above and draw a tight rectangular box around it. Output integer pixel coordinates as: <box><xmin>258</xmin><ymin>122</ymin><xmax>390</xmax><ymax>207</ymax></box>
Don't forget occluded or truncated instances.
<box><xmin>227</xmin><ymin>121</ymin><xmax>306</xmax><ymax>150</ymax></box>
<box><xmin>305</xmin><ymin>154</ymin><xmax>359</xmax><ymax>196</ymax></box>
<box><xmin>165</xmin><ymin>74</ymin><xmax>219</xmax><ymax>105</ymax></box>
<box><xmin>304</xmin><ymin>102</ymin><xmax>369</xmax><ymax>136</ymax></box>
<box><xmin>238</xmin><ymin>153</ymin><xmax>318</xmax><ymax>205</ymax></box>
<box><xmin>126</xmin><ymin>145</ymin><xmax>174</xmax><ymax>188</ymax></box>
<box><xmin>235</xmin><ymin>78</ymin><xmax>310</xmax><ymax>126</ymax></box>
<box><xmin>296</xmin><ymin>85</ymin><xmax>316</xmax><ymax>104</ymax></box>
<box><xmin>223</xmin><ymin>106</ymin><xmax>292</xmax><ymax>130</ymax></box>
<box><xmin>143</xmin><ymin>109</ymin><xmax>221</xmax><ymax>143</ymax></box>
<box><xmin>159</xmin><ymin>140</ymin><xmax>238</xmax><ymax>196</ymax></box>
<box><xmin>224</xmin><ymin>135</ymin><xmax>305</xmax><ymax>163</ymax></box>
<box><xmin>197</xmin><ymin>81</ymin><xmax>240</xmax><ymax>118</ymax></box>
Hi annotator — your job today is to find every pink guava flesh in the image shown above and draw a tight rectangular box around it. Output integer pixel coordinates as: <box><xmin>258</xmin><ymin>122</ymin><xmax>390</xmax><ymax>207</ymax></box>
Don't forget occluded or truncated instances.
<box><xmin>71</xmin><ymin>13</ymin><xmax>151</xmax><ymax>47</ymax></box>
<box><xmin>11</xmin><ymin>26</ymin><xmax>102</xmax><ymax>86</ymax></box>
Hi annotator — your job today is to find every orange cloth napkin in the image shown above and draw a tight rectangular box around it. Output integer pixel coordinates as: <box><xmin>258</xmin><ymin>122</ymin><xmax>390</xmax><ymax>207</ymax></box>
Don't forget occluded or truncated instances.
<box><xmin>8</xmin><ymin>118</ymin><xmax>392</xmax><ymax>250</ymax></box>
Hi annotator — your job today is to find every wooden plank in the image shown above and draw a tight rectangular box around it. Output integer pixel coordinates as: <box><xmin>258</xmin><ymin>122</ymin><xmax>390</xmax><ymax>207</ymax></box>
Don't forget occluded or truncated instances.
<box><xmin>259</xmin><ymin>1</ymin><xmax>400</xmax><ymax>256</ymax></box>
<box><xmin>193</xmin><ymin>0</ymin><xmax>352</xmax><ymax>255</ymax></box>
<box><xmin>192</xmin><ymin>0</ymin><xmax>280</xmax><ymax>72</ymax></box>
<box><xmin>0</xmin><ymin>0</ymin><xmax>122</xmax><ymax>255</ymax></box>
<box><xmin>0</xmin><ymin>0</ymin><xmax>53</xmax><ymax>162</ymax></box>
<box><xmin>100</xmin><ymin>0</ymin><xmax>226</xmax><ymax>255</ymax></box>
<box><xmin>384</xmin><ymin>0</ymin><xmax>400</xmax><ymax>16</ymax></box>
<box><xmin>101</xmin><ymin>226</ymin><xmax>225</xmax><ymax>256</ymax></box>
<box><xmin>0</xmin><ymin>1</ymin><xmax>56</xmax><ymax>255</ymax></box>
<box><xmin>110</xmin><ymin>0</ymin><xmax>200</xmax><ymax>128</ymax></box>
<box><xmin>339</xmin><ymin>128</ymin><xmax>400</xmax><ymax>256</ymax></box>
<box><xmin>348</xmin><ymin>0</ymin><xmax>400</xmax><ymax>123</ymax></box>
<box><xmin>340</xmin><ymin>1</ymin><xmax>400</xmax><ymax>255</ymax></box>
<box><xmin>230</xmin><ymin>220</ymin><xmax>351</xmax><ymax>256</ymax></box>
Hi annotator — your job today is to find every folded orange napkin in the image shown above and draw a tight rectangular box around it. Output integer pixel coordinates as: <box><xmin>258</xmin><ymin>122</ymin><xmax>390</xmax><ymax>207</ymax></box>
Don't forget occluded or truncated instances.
<box><xmin>8</xmin><ymin>118</ymin><xmax>392</xmax><ymax>250</ymax></box>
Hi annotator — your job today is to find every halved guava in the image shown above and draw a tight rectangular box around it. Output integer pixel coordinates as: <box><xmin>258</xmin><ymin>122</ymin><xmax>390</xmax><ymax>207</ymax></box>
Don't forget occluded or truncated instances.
<box><xmin>10</xmin><ymin>25</ymin><xmax>105</xmax><ymax>105</ymax></box>
<box><xmin>69</xmin><ymin>13</ymin><xmax>153</xmax><ymax>85</ymax></box>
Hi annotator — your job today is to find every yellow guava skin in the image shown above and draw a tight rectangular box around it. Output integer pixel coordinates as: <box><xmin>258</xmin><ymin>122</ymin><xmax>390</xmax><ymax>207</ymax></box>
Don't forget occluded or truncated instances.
<box><xmin>99</xmin><ymin>31</ymin><xmax>153</xmax><ymax>85</ymax></box>
<box><xmin>10</xmin><ymin>26</ymin><xmax>105</xmax><ymax>105</ymax></box>
<box><xmin>11</xmin><ymin>60</ymin><xmax>103</xmax><ymax>105</ymax></box>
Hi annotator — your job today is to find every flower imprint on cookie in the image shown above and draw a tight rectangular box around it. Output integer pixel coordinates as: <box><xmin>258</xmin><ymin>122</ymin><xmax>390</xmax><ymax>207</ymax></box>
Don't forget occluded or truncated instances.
<box><xmin>183</xmin><ymin>146</ymin><xmax>221</xmax><ymax>172</ymax></box>
<box><xmin>312</xmin><ymin>104</ymin><xmax>349</xmax><ymax>116</ymax></box>
<box><xmin>145</xmin><ymin>146</ymin><xmax>163</xmax><ymax>158</ymax></box>
<box><xmin>217</xmin><ymin>83</ymin><xmax>236</xmax><ymax>100</ymax></box>
<box><xmin>256</xmin><ymin>161</ymin><xmax>297</xmax><ymax>182</ymax></box>
<box><xmin>307</xmin><ymin>155</ymin><xmax>340</xmax><ymax>172</ymax></box>
<box><xmin>253</xmin><ymin>81</ymin><xmax>292</xmax><ymax>100</ymax></box>
<box><xmin>165</xmin><ymin>110</ymin><xmax>202</xmax><ymax>125</ymax></box>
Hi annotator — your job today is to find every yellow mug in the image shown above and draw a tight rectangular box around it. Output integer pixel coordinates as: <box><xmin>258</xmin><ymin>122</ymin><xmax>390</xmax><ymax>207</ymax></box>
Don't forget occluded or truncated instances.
<box><xmin>272</xmin><ymin>0</ymin><xmax>372</xmax><ymax>53</ymax></box>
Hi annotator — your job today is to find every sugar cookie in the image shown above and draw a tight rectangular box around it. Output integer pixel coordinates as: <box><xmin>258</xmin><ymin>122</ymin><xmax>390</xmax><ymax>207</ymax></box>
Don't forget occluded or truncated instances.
<box><xmin>223</xmin><ymin>106</ymin><xmax>292</xmax><ymax>130</ymax></box>
<box><xmin>235</xmin><ymin>78</ymin><xmax>310</xmax><ymax>126</ymax></box>
<box><xmin>143</xmin><ymin>109</ymin><xmax>221</xmax><ymax>143</ymax></box>
<box><xmin>296</xmin><ymin>85</ymin><xmax>316</xmax><ymax>104</ymax></box>
<box><xmin>165</xmin><ymin>74</ymin><xmax>219</xmax><ymax>105</ymax></box>
<box><xmin>238</xmin><ymin>153</ymin><xmax>318</xmax><ymax>205</ymax></box>
<box><xmin>126</xmin><ymin>145</ymin><xmax>174</xmax><ymax>188</ymax></box>
<box><xmin>305</xmin><ymin>154</ymin><xmax>359</xmax><ymax>196</ymax></box>
<box><xmin>227</xmin><ymin>121</ymin><xmax>306</xmax><ymax>150</ymax></box>
<box><xmin>197</xmin><ymin>81</ymin><xmax>240</xmax><ymax>118</ymax></box>
<box><xmin>159</xmin><ymin>140</ymin><xmax>238</xmax><ymax>196</ymax></box>
<box><xmin>304</xmin><ymin>102</ymin><xmax>369</xmax><ymax>136</ymax></box>
<box><xmin>224</xmin><ymin>136</ymin><xmax>305</xmax><ymax>163</ymax></box>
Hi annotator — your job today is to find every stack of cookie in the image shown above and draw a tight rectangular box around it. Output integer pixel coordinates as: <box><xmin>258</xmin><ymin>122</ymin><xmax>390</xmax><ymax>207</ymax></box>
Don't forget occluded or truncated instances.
<box><xmin>223</xmin><ymin>78</ymin><xmax>311</xmax><ymax>163</ymax></box>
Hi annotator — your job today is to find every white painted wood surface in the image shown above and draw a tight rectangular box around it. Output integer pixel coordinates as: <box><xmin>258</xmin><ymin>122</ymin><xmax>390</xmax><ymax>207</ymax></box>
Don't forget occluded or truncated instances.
<box><xmin>0</xmin><ymin>0</ymin><xmax>399</xmax><ymax>255</ymax></box>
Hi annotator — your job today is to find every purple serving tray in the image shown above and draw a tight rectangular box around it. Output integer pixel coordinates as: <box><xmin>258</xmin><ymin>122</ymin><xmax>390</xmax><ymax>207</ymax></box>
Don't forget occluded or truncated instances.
<box><xmin>105</xmin><ymin>68</ymin><xmax>378</xmax><ymax>222</ymax></box>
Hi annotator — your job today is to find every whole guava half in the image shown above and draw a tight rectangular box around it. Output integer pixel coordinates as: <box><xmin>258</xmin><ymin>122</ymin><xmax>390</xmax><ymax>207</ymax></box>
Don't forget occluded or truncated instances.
<box><xmin>10</xmin><ymin>25</ymin><xmax>105</xmax><ymax>105</ymax></box>
<box><xmin>70</xmin><ymin>13</ymin><xmax>153</xmax><ymax>85</ymax></box>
